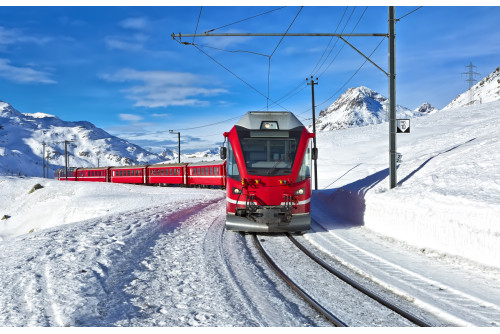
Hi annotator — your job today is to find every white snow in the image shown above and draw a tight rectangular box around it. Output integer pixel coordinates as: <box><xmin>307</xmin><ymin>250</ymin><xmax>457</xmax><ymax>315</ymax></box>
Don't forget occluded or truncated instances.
<box><xmin>0</xmin><ymin>100</ymin><xmax>163</xmax><ymax>178</ymax></box>
<box><xmin>0</xmin><ymin>83</ymin><xmax>499</xmax><ymax>325</ymax></box>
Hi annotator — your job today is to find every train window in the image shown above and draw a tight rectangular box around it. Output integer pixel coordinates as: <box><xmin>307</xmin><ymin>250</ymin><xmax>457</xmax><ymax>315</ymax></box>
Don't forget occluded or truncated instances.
<box><xmin>297</xmin><ymin>145</ymin><xmax>312</xmax><ymax>182</ymax></box>
<box><xmin>214</xmin><ymin>167</ymin><xmax>218</xmax><ymax>175</ymax></box>
<box><xmin>205</xmin><ymin>167</ymin><xmax>209</xmax><ymax>175</ymax></box>
<box><xmin>227</xmin><ymin>141</ymin><xmax>241</xmax><ymax>181</ymax></box>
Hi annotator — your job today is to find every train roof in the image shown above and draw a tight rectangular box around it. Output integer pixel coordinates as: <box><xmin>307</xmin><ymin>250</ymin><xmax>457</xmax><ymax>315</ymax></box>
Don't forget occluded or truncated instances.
<box><xmin>109</xmin><ymin>165</ymin><xmax>147</xmax><ymax>169</ymax></box>
<box><xmin>236</xmin><ymin>111</ymin><xmax>304</xmax><ymax>130</ymax></box>
<box><xmin>186</xmin><ymin>160</ymin><xmax>225</xmax><ymax>167</ymax></box>
<box><xmin>150</xmin><ymin>163</ymin><xmax>189</xmax><ymax>167</ymax></box>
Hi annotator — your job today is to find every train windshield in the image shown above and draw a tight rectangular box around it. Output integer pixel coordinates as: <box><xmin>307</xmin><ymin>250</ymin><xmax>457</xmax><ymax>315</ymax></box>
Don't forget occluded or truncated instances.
<box><xmin>236</xmin><ymin>126</ymin><xmax>304</xmax><ymax>176</ymax></box>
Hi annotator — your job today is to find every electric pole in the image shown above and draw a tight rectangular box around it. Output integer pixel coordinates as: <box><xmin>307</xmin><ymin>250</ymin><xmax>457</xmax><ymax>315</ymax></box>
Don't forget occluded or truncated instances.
<box><xmin>388</xmin><ymin>6</ymin><xmax>397</xmax><ymax>189</ymax></box>
<box><xmin>169</xmin><ymin>130</ymin><xmax>181</xmax><ymax>163</ymax></box>
<box><xmin>462</xmin><ymin>61</ymin><xmax>480</xmax><ymax>105</ymax></box>
<box><xmin>42</xmin><ymin>142</ymin><xmax>46</xmax><ymax>178</ymax></box>
<box><xmin>307</xmin><ymin>76</ymin><xmax>319</xmax><ymax>191</ymax></box>
<box><xmin>64</xmin><ymin>140</ymin><xmax>74</xmax><ymax>180</ymax></box>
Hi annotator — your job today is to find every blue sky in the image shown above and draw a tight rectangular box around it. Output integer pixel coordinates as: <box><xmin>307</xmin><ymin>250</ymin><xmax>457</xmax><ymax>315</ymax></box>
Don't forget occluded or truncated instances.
<box><xmin>1</xmin><ymin>4</ymin><xmax>499</xmax><ymax>153</ymax></box>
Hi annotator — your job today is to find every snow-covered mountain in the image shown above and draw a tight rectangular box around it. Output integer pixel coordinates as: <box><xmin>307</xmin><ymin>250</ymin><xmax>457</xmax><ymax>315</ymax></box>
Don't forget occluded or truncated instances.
<box><xmin>311</xmin><ymin>86</ymin><xmax>428</xmax><ymax>132</ymax></box>
<box><xmin>414</xmin><ymin>102</ymin><xmax>439</xmax><ymax>114</ymax></box>
<box><xmin>443</xmin><ymin>66</ymin><xmax>500</xmax><ymax>110</ymax></box>
<box><xmin>0</xmin><ymin>101</ymin><xmax>162</xmax><ymax>177</ymax></box>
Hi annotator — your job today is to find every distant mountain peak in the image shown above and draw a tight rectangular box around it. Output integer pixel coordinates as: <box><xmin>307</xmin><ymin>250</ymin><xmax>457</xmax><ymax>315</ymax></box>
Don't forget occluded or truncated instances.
<box><xmin>414</xmin><ymin>102</ymin><xmax>438</xmax><ymax>114</ymax></box>
<box><xmin>312</xmin><ymin>86</ymin><xmax>419</xmax><ymax>132</ymax></box>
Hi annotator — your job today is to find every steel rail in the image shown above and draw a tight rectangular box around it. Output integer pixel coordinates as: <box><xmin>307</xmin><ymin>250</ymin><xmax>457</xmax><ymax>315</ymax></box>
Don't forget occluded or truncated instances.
<box><xmin>251</xmin><ymin>233</ymin><xmax>347</xmax><ymax>327</ymax></box>
<box><xmin>287</xmin><ymin>233</ymin><xmax>431</xmax><ymax>327</ymax></box>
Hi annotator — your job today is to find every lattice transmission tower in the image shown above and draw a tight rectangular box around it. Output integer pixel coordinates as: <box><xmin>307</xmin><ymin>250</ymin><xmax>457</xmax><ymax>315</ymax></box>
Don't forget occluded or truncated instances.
<box><xmin>462</xmin><ymin>61</ymin><xmax>480</xmax><ymax>105</ymax></box>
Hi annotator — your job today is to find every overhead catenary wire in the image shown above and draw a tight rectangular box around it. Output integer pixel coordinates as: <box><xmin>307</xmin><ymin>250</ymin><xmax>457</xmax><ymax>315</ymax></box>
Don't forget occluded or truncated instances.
<box><xmin>204</xmin><ymin>6</ymin><xmax>287</xmax><ymax>34</ymax></box>
<box><xmin>397</xmin><ymin>6</ymin><xmax>423</xmax><ymax>21</ymax></box>
<box><xmin>170</xmin><ymin>7</ymin><xmax>381</xmax><ymax>134</ymax></box>
<box><xmin>267</xmin><ymin>6</ymin><xmax>303</xmax><ymax>110</ymax></box>
<box><xmin>296</xmin><ymin>35</ymin><xmax>386</xmax><ymax>117</ymax></box>
<box><xmin>193</xmin><ymin>6</ymin><xmax>203</xmax><ymax>44</ymax></box>
<box><xmin>309</xmin><ymin>6</ymin><xmax>349</xmax><ymax>77</ymax></box>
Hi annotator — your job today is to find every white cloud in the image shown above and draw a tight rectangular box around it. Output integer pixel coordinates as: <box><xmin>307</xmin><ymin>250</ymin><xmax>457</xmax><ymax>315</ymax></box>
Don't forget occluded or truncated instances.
<box><xmin>101</xmin><ymin>68</ymin><xmax>227</xmax><ymax>108</ymax></box>
<box><xmin>0</xmin><ymin>58</ymin><xmax>56</xmax><ymax>84</ymax></box>
<box><xmin>119</xmin><ymin>17</ymin><xmax>149</xmax><ymax>30</ymax></box>
<box><xmin>119</xmin><ymin>113</ymin><xmax>143</xmax><ymax>121</ymax></box>
<box><xmin>0</xmin><ymin>26</ymin><xmax>51</xmax><ymax>47</ymax></box>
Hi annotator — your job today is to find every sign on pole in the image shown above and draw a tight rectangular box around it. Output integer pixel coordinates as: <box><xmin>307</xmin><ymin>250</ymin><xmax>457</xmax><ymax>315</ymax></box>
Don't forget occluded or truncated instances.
<box><xmin>397</xmin><ymin>119</ymin><xmax>410</xmax><ymax>133</ymax></box>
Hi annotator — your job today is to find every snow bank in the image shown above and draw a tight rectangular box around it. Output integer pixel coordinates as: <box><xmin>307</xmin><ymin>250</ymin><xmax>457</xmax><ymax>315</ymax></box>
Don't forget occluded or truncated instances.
<box><xmin>315</xmin><ymin>100</ymin><xmax>500</xmax><ymax>269</ymax></box>
<box><xmin>0</xmin><ymin>176</ymin><xmax>221</xmax><ymax>241</ymax></box>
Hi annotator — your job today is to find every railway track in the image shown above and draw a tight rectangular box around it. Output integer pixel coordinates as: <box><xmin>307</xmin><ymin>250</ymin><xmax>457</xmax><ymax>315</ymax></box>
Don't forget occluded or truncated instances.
<box><xmin>252</xmin><ymin>233</ymin><xmax>432</xmax><ymax>327</ymax></box>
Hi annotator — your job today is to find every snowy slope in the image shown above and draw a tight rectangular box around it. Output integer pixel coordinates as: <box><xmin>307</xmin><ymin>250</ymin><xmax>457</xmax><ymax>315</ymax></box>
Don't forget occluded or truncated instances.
<box><xmin>0</xmin><ymin>101</ymin><xmax>162</xmax><ymax>177</ymax></box>
<box><xmin>313</xmin><ymin>100</ymin><xmax>500</xmax><ymax>268</ymax></box>
<box><xmin>311</xmin><ymin>86</ymin><xmax>429</xmax><ymax>132</ymax></box>
<box><xmin>443</xmin><ymin>66</ymin><xmax>500</xmax><ymax>110</ymax></box>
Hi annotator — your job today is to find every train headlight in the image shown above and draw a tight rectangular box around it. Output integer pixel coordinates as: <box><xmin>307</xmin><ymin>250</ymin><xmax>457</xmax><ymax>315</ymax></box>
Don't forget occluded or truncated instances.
<box><xmin>260</xmin><ymin>121</ymin><xmax>279</xmax><ymax>130</ymax></box>
<box><xmin>295</xmin><ymin>188</ymin><xmax>305</xmax><ymax>195</ymax></box>
<box><xmin>233</xmin><ymin>187</ymin><xmax>242</xmax><ymax>194</ymax></box>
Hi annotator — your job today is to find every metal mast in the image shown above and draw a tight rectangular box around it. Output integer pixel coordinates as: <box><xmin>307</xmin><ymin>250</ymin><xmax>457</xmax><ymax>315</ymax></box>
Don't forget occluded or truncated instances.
<box><xmin>388</xmin><ymin>6</ymin><xmax>397</xmax><ymax>189</ymax></box>
<box><xmin>462</xmin><ymin>61</ymin><xmax>480</xmax><ymax>104</ymax></box>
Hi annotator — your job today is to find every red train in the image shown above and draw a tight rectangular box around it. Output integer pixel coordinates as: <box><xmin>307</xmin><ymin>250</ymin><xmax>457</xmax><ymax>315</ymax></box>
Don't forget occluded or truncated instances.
<box><xmin>55</xmin><ymin>111</ymin><xmax>314</xmax><ymax>233</ymax></box>
<box><xmin>221</xmin><ymin>111</ymin><xmax>314</xmax><ymax>232</ymax></box>
<box><xmin>54</xmin><ymin>160</ymin><xmax>227</xmax><ymax>188</ymax></box>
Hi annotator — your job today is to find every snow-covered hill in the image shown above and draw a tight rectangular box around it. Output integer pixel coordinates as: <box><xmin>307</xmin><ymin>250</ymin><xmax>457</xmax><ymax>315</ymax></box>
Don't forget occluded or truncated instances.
<box><xmin>311</xmin><ymin>86</ymin><xmax>431</xmax><ymax>132</ymax></box>
<box><xmin>443</xmin><ymin>66</ymin><xmax>500</xmax><ymax>110</ymax></box>
<box><xmin>0</xmin><ymin>101</ymin><xmax>162</xmax><ymax>177</ymax></box>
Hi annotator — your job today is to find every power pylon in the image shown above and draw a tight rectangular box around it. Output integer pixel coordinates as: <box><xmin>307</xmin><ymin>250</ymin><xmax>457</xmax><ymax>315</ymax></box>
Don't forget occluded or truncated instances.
<box><xmin>462</xmin><ymin>61</ymin><xmax>480</xmax><ymax>104</ymax></box>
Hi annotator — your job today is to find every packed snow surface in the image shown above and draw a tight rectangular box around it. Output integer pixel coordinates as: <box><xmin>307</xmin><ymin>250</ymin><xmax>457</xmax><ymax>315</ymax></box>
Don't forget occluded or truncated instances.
<box><xmin>0</xmin><ymin>100</ymin><xmax>499</xmax><ymax>326</ymax></box>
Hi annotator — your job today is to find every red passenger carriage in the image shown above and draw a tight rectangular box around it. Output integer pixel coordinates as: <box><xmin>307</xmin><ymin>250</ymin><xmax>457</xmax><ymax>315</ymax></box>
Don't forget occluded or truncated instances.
<box><xmin>148</xmin><ymin>163</ymin><xmax>187</xmax><ymax>186</ymax></box>
<box><xmin>76</xmin><ymin>167</ymin><xmax>109</xmax><ymax>182</ymax></box>
<box><xmin>187</xmin><ymin>161</ymin><xmax>226</xmax><ymax>187</ymax></box>
<box><xmin>110</xmin><ymin>166</ymin><xmax>147</xmax><ymax>184</ymax></box>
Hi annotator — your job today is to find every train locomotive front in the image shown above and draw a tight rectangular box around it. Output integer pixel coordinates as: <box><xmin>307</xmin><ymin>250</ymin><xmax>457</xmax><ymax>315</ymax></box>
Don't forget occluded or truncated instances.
<box><xmin>222</xmin><ymin>111</ymin><xmax>314</xmax><ymax>232</ymax></box>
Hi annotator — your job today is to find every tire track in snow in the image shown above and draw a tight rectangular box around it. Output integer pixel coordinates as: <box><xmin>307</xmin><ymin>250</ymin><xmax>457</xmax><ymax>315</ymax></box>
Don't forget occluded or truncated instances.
<box><xmin>0</xmin><ymin>195</ymin><xmax>223</xmax><ymax>326</ymax></box>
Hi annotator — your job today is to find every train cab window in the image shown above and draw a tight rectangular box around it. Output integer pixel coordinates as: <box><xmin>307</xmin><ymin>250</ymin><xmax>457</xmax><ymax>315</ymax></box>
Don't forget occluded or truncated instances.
<box><xmin>237</xmin><ymin>127</ymin><xmax>302</xmax><ymax>176</ymax></box>
<box><xmin>298</xmin><ymin>145</ymin><xmax>312</xmax><ymax>182</ymax></box>
<box><xmin>227</xmin><ymin>141</ymin><xmax>241</xmax><ymax>181</ymax></box>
